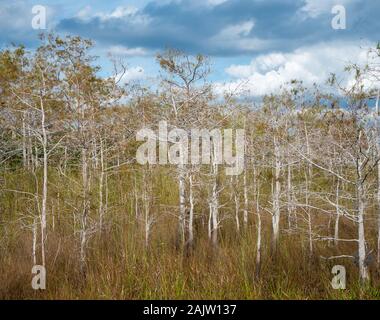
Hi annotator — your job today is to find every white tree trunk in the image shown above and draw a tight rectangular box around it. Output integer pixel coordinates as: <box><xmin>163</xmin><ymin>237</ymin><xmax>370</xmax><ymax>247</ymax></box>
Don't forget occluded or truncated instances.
<box><xmin>144</xmin><ymin>172</ymin><xmax>150</xmax><ymax>249</ymax></box>
<box><xmin>63</xmin><ymin>146</ymin><xmax>68</xmax><ymax>174</ymax></box>
<box><xmin>52</xmin><ymin>201</ymin><xmax>55</xmax><ymax>232</ymax></box>
<box><xmin>357</xmin><ymin>156</ymin><xmax>370</xmax><ymax>282</ymax></box>
<box><xmin>40</xmin><ymin>100</ymin><xmax>48</xmax><ymax>268</ymax></box>
<box><xmin>98</xmin><ymin>140</ymin><xmax>105</xmax><ymax>231</ymax></box>
<box><xmin>34</xmin><ymin>146</ymin><xmax>39</xmax><ymax>169</ymax></box>
<box><xmin>243</xmin><ymin>168</ymin><xmax>248</xmax><ymax>227</ymax></box>
<box><xmin>208</xmin><ymin>203</ymin><xmax>212</xmax><ymax>240</ymax></box>
<box><xmin>234</xmin><ymin>186</ymin><xmax>240</xmax><ymax>233</ymax></box>
<box><xmin>210</xmin><ymin>160</ymin><xmax>219</xmax><ymax>246</ymax></box>
<box><xmin>272</xmin><ymin>136</ymin><xmax>281</xmax><ymax>251</ymax></box>
<box><xmin>287</xmin><ymin>161</ymin><xmax>294</xmax><ymax>228</ymax></box>
<box><xmin>254</xmin><ymin>167</ymin><xmax>261</xmax><ymax>278</ymax></box>
<box><xmin>304</xmin><ymin>123</ymin><xmax>312</xmax><ymax>177</ymax></box>
<box><xmin>80</xmin><ymin>147</ymin><xmax>89</xmax><ymax>270</ymax></box>
<box><xmin>134</xmin><ymin>174</ymin><xmax>139</xmax><ymax>220</ymax></box>
<box><xmin>178</xmin><ymin>164</ymin><xmax>186</xmax><ymax>246</ymax></box>
<box><xmin>22</xmin><ymin>114</ymin><xmax>27</xmax><ymax>169</ymax></box>
<box><xmin>305</xmin><ymin>171</ymin><xmax>313</xmax><ymax>257</ymax></box>
<box><xmin>32</xmin><ymin>217</ymin><xmax>37</xmax><ymax>265</ymax></box>
<box><xmin>334</xmin><ymin>180</ymin><xmax>341</xmax><ymax>246</ymax></box>
<box><xmin>27</xmin><ymin>125</ymin><xmax>33</xmax><ymax>171</ymax></box>
<box><xmin>188</xmin><ymin>173</ymin><xmax>194</xmax><ymax>247</ymax></box>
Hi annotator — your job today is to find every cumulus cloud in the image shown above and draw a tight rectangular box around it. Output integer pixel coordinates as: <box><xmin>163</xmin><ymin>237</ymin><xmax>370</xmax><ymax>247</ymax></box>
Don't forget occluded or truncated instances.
<box><xmin>75</xmin><ymin>5</ymin><xmax>92</xmax><ymax>20</ymax></box>
<box><xmin>207</xmin><ymin>0</ymin><xmax>229</xmax><ymax>6</ymax></box>
<box><xmin>75</xmin><ymin>5</ymin><xmax>149</xmax><ymax>24</ymax></box>
<box><xmin>107</xmin><ymin>45</ymin><xmax>150</xmax><ymax>57</ymax></box>
<box><xmin>55</xmin><ymin>0</ymin><xmax>380</xmax><ymax>57</ymax></box>
<box><xmin>208</xmin><ymin>19</ymin><xmax>272</xmax><ymax>53</ymax></box>
<box><xmin>299</xmin><ymin>0</ymin><xmax>357</xmax><ymax>19</ymax></box>
<box><xmin>216</xmin><ymin>41</ymin><xmax>372</xmax><ymax>97</ymax></box>
<box><xmin>118</xmin><ymin>66</ymin><xmax>145</xmax><ymax>83</ymax></box>
<box><xmin>1</xmin><ymin>0</ymin><xmax>379</xmax><ymax>57</ymax></box>
<box><xmin>1</xmin><ymin>0</ymin><xmax>379</xmax><ymax>95</ymax></box>
<box><xmin>218</xmin><ymin>20</ymin><xmax>255</xmax><ymax>38</ymax></box>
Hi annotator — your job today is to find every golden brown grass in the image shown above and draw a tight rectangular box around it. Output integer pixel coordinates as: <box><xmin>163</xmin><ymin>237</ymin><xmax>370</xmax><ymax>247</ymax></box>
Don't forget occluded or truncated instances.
<box><xmin>1</xmin><ymin>168</ymin><xmax>380</xmax><ymax>300</ymax></box>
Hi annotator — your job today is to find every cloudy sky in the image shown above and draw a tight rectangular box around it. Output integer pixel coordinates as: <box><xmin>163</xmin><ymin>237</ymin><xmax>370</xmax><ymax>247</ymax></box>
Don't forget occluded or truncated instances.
<box><xmin>0</xmin><ymin>0</ymin><xmax>379</xmax><ymax>96</ymax></box>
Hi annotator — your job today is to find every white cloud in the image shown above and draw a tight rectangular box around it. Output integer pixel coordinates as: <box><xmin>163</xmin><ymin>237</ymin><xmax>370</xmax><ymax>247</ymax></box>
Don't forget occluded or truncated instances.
<box><xmin>75</xmin><ymin>5</ymin><xmax>150</xmax><ymax>25</ymax></box>
<box><xmin>218</xmin><ymin>20</ymin><xmax>255</xmax><ymax>38</ymax></box>
<box><xmin>207</xmin><ymin>0</ymin><xmax>228</xmax><ymax>6</ymax></box>
<box><xmin>108</xmin><ymin>45</ymin><xmax>149</xmax><ymax>57</ymax></box>
<box><xmin>215</xmin><ymin>41</ymin><xmax>373</xmax><ymax>97</ymax></box>
<box><xmin>298</xmin><ymin>0</ymin><xmax>357</xmax><ymax>19</ymax></box>
<box><xmin>76</xmin><ymin>5</ymin><xmax>92</xmax><ymax>20</ymax></box>
<box><xmin>210</xmin><ymin>20</ymin><xmax>271</xmax><ymax>53</ymax></box>
<box><xmin>226</xmin><ymin>53</ymin><xmax>287</xmax><ymax>78</ymax></box>
<box><xmin>118</xmin><ymin>66</ymin><xmax>145</xmax><ymax>84</ymax></box>
<box><xmin>105</xmin><ymin>6</ymin><xmax>138</xmax><ymax>19</ymax></box>
<box><xmin>180</xmin><ymin>0</ymin><xmax>229</xmax><ymax>8</ymax></box>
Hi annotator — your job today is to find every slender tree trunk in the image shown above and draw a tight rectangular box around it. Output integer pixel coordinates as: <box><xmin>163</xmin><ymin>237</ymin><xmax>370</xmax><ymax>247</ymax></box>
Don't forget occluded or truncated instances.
<box><xmin>52</xmin><ymin>201</ymin><xmax>55</xmax><ymax>232</ymax></box>
<box><xmin>210</xmin><ymin>160</ymin><xmax>219</xmax><ymax>246</ymax></box>
<box><xmin>287</xmin><ymin>160</ymin><xmax>294</xmax><ymax>229</ymax></box>
<box><xmin>234</xmin><ymin>183</ymin><xmax>240</xmax><ymax>233</ymax></box>
<box><xmin>134</xmin><ymin>174</ymin><xmax>139</xmax><ymax>220</ymax></box>
<box><xmin>334</xmin><ymin>180</ymin><xmax>341</xmax><ymax>246</ymax></box>
<box><xmin>98</xmin><ymin>140</ymin><xmax>105</xmax><ymax>231</ymax></box>
<box><xmin>40</xmin><ymin>100</ymin><xmax>48</xmax><ymax>268</ymax></box>
<box><xmin>27</xmin><ymin>125</ymin><xmax>33</xmax><ymax>171</ymax></box>
<box><xmin>22</xmin><ymin>114</ymin><xmax>27</xmax><ymax>169</ymax></box>
<box><xmin>80</xmin><ymin>147</ymin><xmax>89</xmax><ymax>271</ymax></box>
<box><xmin>92</xmin><ymin>139</ymin><xmax>98</xmax><ymax>169</ymax></box>
<box><xmin>304</xmin><ymin>123</ymin><xmax>312</xmax><ymax>177</ymax></box>
<box><xmin>305</xmin><ymin>171</ymin><xmax>313</xmax><ymax>258</ymax></box>
<box><xmin>63</xmin><ymin>146</ymin><xmax>68</xmax><ymax>174</ymax></box>
<box><xmin>255</xmin><ymin>167</ymin><xmax>261</xmax><ymax>278</ymax></box>
<box><xmin>209</xmin><ymin>138</ymin><xmax>219</xmax><ymax>247</ymax></box>
<box><xmin>178</xmin><ymin>164</ymin><xmax>186</xmax><ymax>247</ymax></box>
<box><xmin>243</xmin><ymin>168</ymin><xmax>248</xmax><ymax>227</ymax></box>
<box><xmin>208</xmin><ymin>203</ymin><xmax>212</xmax><ymax>240</ymax></box>
<box><xmin>34</xmin><ymin>146</ymin><xmax>39</xmax><ymax>170</ymax></box>
<box><xmin>144</xmin><ymin>170</ymin><xmax>150</xmax><ymax>249</ymax></box>
<box><xmin>357</xmin><ymin>156</ymin><xmax>370</xmax><ymax>283</ymax></box>
<box><xmin>32</xmin><ymin>217</ymin><xmax>37</xmax><ymax>265</ymax></box>
<box><xmin>188</xmin><ymin>173</ymin><xmax>194</xmax><ymax>247</ymax></box>
<box><xmin>272</xmin><ymin>136</ymin><xmax>281</xmax><ymax>253</ymax></box>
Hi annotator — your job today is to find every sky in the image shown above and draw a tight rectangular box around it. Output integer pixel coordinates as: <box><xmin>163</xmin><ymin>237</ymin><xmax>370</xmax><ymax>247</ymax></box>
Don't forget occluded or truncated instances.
<box><xmin>0</xmin><ymin>0</ymin><xmax>379</xmax><ymax>96</ymax></box>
